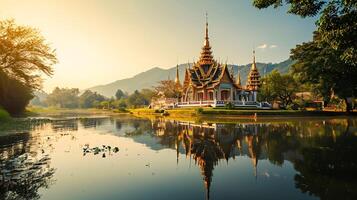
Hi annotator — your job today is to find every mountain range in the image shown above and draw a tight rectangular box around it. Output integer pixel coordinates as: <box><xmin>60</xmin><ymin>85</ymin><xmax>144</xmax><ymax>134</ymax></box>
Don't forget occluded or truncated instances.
<box><xmin>88</xmin><ymin>59</ymin><xmax>294</xmax><ymax>97</ymax></box>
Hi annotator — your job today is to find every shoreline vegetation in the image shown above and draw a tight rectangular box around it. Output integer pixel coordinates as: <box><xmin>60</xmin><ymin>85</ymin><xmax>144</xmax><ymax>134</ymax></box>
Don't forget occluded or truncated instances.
<box><xmin>2</xmin><ymin>106</ymin><xmax>356</xmax><ymax>121</ymax></box>
<box><xmin>130</xmin><ymin>107</ymin><xmax>357</xmax><ymax>118</ymax></box>
<box><xmin>25</xmin><ymin>106</ymin><xmax>129</xmax><ymax>117</ymax></box>
<box><xmin>1</xmin><ymin>106</ymin><xmax>356</xmax><ymax>136</ymax></box>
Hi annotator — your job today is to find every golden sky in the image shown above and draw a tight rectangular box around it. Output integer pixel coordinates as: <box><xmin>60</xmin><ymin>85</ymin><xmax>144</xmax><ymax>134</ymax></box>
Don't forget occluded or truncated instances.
<box><xmin>0</xmin><ymin>0</ymin><xmax>316</xmax><ymax>92</ymax></box>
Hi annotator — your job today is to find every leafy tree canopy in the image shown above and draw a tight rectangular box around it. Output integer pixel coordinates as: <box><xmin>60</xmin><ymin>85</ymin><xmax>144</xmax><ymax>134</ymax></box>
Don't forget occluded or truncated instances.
<box><xmin>127</xmin><ymin>90</ymin><xmax>149</xmax><ymax>108</ymax></box>
<box><xmin>258</xmin><ymin>70</ymin><xmax>299</xmax><ymax>107</ymax></box>
<box><xmin>0</xmin><ymin>19</ymin><xmax>57</xmax><ymax>89</ymax></box>
<box><xmin>0</xmin><ymin>19</ymin><xmax>57</xmax><ymax>114</ymax></box>
<box><xmin>79</xmin><ymin>90</ymin><xmax>106</xmax><ymax>108</ymax></box>
<box><xmin>115</xmin><ymin>89</ymin><xmax>126</xmax><ymax>100</ymax></box>
<box><xmin>253</xmin><ymin>0</ymin><xmax>357</xmax><ymax>66</ymax></box>
<box><xmin>46</xmin><ymin>87</ymin><xmax>79</xmax><ymax>108</ymax></box>
<box><xmin>291</xmin><ymin>32</ymin><xmax>357</xmax><ymax>111</ymax></box>
<box><xmin>153</xmin><ymin>80</ymin><xmax>182</xmax><ymax>98</ymax></box>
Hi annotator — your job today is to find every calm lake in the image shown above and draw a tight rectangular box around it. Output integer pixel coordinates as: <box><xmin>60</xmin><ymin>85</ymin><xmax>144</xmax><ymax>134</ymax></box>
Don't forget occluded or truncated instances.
<box><xmin>1</xmin><ymin>115</ymin><xmax>357</xmax><ymax>200</ymax></box>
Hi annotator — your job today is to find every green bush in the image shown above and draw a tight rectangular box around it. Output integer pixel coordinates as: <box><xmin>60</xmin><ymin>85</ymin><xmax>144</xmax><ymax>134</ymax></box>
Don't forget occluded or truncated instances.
<box><xmin>195</xmin><ymin>107</ymin><xmax>204</xmax><ymax>115</ymax></box>
<box><xmin>225</xmin><ymin>102</ymin><xmax>234</xmax><ymax>110</ymax></box>
<box><xmin>118</xmin><ymin>107</ymin><xmax>128</xmax><ymax>112</ymax></box>
<box><xmin>0</xmin><ymin>108</ymin><xmax>11</xmax><ymax>121</ymax></box>
<box><xmin>286</xmin><ymin>104</ymin><xmax>298</xmax><ymax>110</ymax></box>
<box><xmin>292</xmin><ymin>99</ymin><xmax>306</xmax><ymax>110</ymax></box>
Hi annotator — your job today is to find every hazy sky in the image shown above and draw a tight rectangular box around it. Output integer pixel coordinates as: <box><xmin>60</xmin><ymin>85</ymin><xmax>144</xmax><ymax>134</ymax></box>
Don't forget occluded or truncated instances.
<box><xmin>0</xmin><ymin>0</ymin><xmax>317</xmax><ymax>92</ymax></box>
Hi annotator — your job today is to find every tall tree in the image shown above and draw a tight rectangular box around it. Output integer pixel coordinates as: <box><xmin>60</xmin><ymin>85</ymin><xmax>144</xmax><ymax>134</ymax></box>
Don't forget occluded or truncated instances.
<box><xmin>140</xmin><ymin>88</ymin><xmax>156</xmax><ymax>103</ymax></box>
<box><xmin>153</xmin><ymin>80</ymin><xmax>182</xmax><ymax>98</ymax></box>
<box><xmin>0</xmin><ymin>19</ymin><xmax>57</xmax><ymax>113</ymax></box>
<box><xmin>0</xmin><ymin>19</ymin><xmax>57</xmax><ymax>89</ymax></box>
<box><xmin>291</xmin><ymin>32</ymin><xmax>357</xmax><ymax>112</ymax></box>
<box><xmin>258</xmin><ymin>70</ymin><xmax>299</xmax><ymax>108</ymax></box>
<box><xmin>79</xmin><ymin>90</ymin><xmax>106</xmax><ymax>108</ymax></box>
<box><xmin>252</xmin><ymin>0</ymin><xmax>357</xmax><ymax>66</ymax></box>
<box><xmin>115</xmin><ymin>89</ymin><xmax>126</xmax><ymax>100</ymax></box>
<box><xmin>253</xmin><ymin>0</ymin><xmax>357</xmax><ymax>112</ymax></box>
<box><xmin>46</xmin><ymin>87</ymin><xmax>79</xmax><ymax>108</ymax></box>
<box><xmin>127</xmin><ymin>90</ymin><xmax>148</xmax><ymax>108</ymax></box>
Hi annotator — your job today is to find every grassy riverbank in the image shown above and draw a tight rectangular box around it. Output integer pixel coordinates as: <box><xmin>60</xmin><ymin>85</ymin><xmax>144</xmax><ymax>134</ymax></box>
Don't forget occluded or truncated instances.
<box><xmin>26</xmin><ymin>106</ymin><xmax>129</xmax><ymax>117</ymax></box>
<box><xmin>130</xmin><ymin>107</ymin><xmax>356</xmax><ymax>119</ymax></box>
<box><xmin>1</xmin><ymin>107</ymin><xmax>355</xmax><ymax>136</ymax></box>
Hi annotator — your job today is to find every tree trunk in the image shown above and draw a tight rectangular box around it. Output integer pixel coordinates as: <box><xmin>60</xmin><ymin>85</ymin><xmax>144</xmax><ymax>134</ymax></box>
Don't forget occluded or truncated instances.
<box><xmin>0</xmin><ymin>72</ymin><xmax>10</xmax><ymax>106</ymax></box>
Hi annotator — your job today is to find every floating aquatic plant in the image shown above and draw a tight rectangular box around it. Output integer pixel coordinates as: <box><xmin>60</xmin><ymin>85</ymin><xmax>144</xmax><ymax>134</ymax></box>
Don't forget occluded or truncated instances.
<box><xmin>82</xmin><ymin>144</ymin><xmax>119</xmax><ymax>157</ymax></box>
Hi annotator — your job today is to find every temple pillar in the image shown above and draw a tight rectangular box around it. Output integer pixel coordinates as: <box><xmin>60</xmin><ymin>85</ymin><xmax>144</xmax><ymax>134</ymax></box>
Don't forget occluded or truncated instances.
<box><xmin>217</xmin><ymin>88</ymin><xmax>221</xmax><ymax>101</ymax></box>
<box><xmin>230</xmin><ymin>88</ymin><xmax>234</xmax><ymax>101</ymax></box>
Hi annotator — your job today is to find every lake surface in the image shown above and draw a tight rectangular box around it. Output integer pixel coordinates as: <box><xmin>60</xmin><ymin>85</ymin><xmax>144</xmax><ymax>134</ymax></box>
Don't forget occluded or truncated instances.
<box><xmin>1</xmin><ymin>115</ymin><xmax>357</xmax><ymax>200</ymax></box>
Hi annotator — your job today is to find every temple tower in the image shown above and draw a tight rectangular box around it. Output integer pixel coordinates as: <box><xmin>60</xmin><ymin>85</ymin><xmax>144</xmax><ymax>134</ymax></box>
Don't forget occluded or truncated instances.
<box><xmin>175</xmin><ymin>64</ymin><xmax>180</xmax><ymax>85</ymax></box>
<box><xmin>198</xmin><ymin>13</ymin><xmax>214</xmax><ymax>67</ymax></box>
<box><xmin>246</xmin><ymin>50</ymin><xmax>261</xmax><ymax>101</ymax></box>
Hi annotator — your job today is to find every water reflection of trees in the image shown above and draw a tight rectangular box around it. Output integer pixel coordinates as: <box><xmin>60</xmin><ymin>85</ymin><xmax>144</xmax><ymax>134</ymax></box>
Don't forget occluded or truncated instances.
<box><xmin>0</xmin><ymin>132</ymin><xmax>55</xmax><ymax>200</ymax></box>
<box><xmin>294</xmin><ymin>119</ymin><xmax>357</xmax><ymax>200</ymax></box>
<box><xmin>2</xmin><ymin>116</ymin><xmax>355</xmax><ymax>199</ymax></box>
<box><xmin>122</xmin><ymin>119</ymin><xmax>153</xmax><ymax>137</ymax></box>
<box><xmin>0</xmin><ymin>119</ymin><xmax>49</xmax><ymax>133</ymax></box>
<box><xmin>51</xmin><ymin>119</ymin><xmax>78</xmax><ymax>132</ymax></box>
<box><xmin>149</xmin><ymin>118</ymin><xmax>357</xmax><ymax>200</ymax></box>
<box><xmin>79</xmin><ymin>117</ymin><xmax>109</xmax><ymax>129</ymax></box>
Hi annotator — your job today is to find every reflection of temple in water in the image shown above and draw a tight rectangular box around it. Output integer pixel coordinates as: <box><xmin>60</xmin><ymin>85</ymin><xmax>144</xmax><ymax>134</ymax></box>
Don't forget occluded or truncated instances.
<box><xmin>1</xmin><ymin>117</ymin><xmax>355</xmax><ymax>200</ymax></box>
<box><xmin>151</xmin><ymin>119</ymin><xmax>263</xmax><ymax>199</ymax></box>
<box><xmin>149</xmin><ymin>118</ymin><xmax>357</xmax><ymax>200</ymax></box>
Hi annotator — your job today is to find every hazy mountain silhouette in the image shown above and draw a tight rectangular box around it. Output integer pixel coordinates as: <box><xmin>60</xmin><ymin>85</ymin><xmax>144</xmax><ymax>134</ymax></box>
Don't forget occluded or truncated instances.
<box><xmin>88</xmin><ymin>59</ymin><xmax>293</xmax><ymax>97</ymax></box>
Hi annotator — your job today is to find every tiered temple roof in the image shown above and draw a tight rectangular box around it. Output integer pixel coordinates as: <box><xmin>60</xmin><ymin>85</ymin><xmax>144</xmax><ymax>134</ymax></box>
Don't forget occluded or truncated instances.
<box><xmin>198</xmin><ymin>20</ymin><xmax>214</xmax><ymax>66</ymax></box>
<box><xmin>246</xmin><ymin>50</ymin><xmax>261</xmax><ymax>91</ymax></box>
<box><xmin>186</xmin><ymin>62</ymin><xmax>232</xmax><ymax>89</ymax></box>
<box><xmin>182</xmin><ymin>15</ymin><xmax>238</xmax><ymax>90</ymax></box>
<box><xmin>180</xmin><ymin>14</ymin><xmax>261</xmax><ymax>102</ymax></box>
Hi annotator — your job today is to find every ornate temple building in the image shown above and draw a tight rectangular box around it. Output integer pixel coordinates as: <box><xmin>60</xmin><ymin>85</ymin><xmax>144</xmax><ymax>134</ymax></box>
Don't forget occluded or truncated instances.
<box><xmin>177</xmin><ymin>17</ymin><xmax>267</xmax><ymax>108</ymax></box>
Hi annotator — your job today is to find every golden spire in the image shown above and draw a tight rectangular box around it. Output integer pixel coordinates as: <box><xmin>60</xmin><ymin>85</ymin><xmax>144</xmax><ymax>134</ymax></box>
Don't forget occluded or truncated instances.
<box><xmin>175</xmin><ymin>64</ymin><xmax>180</xmax><ymax>84</ymax></box>
<box><xmin>204</xmin><ymin>12</ymin><xmax>209</xmax><ymax>47</ymax></box>
<box><xmin>198</xmin><ymin>12</ymin><xmax>213</xmax><ymax>66</ymax></box>
<box><xmin>251</xmin><ymin>50</ymin><xmax>257</xmax><ymax>70</ymax></box>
